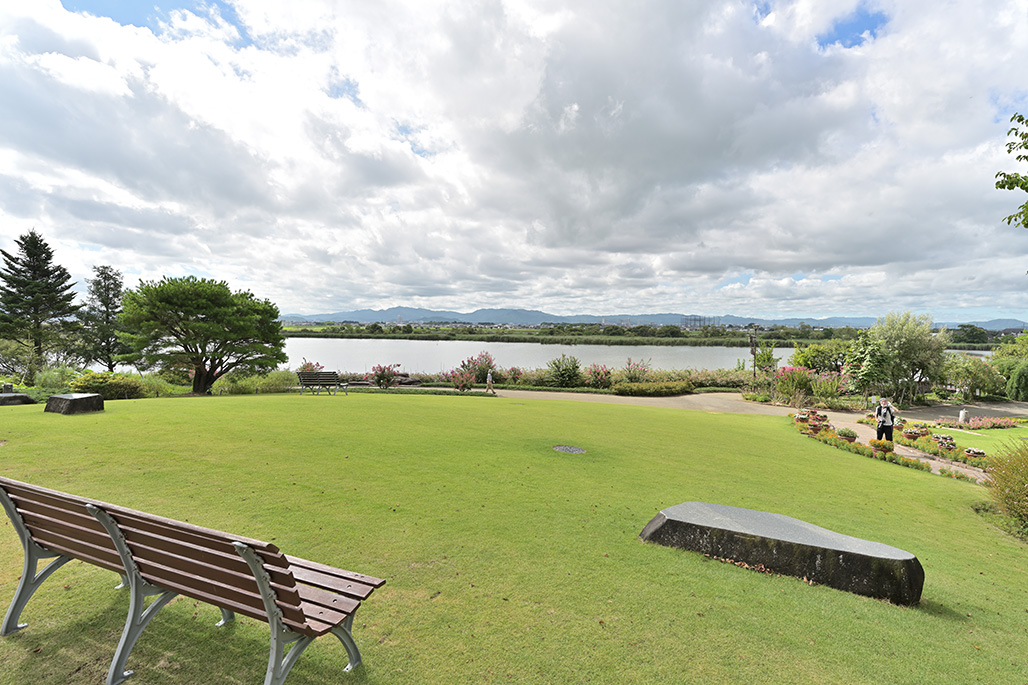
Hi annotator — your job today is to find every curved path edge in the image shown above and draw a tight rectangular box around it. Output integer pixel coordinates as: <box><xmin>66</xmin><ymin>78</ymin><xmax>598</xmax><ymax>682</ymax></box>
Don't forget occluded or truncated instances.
<box><xmin>495</xmin><ymin>390</ymin><xmax>1028</xmax><ymax>483</ymax></box>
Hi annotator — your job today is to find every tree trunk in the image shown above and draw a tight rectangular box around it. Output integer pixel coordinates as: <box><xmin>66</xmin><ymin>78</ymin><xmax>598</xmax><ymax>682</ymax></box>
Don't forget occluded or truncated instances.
<box><xmin>192</xmin><ymin>367</ymin><xmax>215</xmax><ymax>395</ymax></box>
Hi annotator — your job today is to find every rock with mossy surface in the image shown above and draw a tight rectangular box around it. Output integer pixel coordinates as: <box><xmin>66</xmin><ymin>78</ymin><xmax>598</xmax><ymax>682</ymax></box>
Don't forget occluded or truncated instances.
<box><xmin>640</xmin><ymin>502</ymin><xmax>924</xmax><ymax>605</ymax></box>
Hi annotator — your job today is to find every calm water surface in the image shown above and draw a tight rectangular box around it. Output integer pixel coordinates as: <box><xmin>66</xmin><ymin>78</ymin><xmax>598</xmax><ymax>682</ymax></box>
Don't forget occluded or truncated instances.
<box><xmin>284</xmin><ymin>338</ymin><xmax>788</xmax><ymax>374</ymax></box>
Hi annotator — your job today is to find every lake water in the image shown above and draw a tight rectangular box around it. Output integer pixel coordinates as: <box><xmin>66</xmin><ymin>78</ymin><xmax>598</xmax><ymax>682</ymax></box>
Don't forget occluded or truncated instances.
<box><xmin>284</xmin><ymin>338</ymin><xmax>783</xmax><ymax>374</ymax></box>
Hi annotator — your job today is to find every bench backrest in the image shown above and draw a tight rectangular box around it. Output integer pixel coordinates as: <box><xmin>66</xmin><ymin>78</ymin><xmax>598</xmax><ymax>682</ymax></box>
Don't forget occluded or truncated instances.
<box><xmin>0</xmin><ymin>478</ymin><xmax>312</xmax><ymax>635</ymax></box>
<box><xmin>296</xmin><ymin>371</ymin><xmax>340</xmax><ymax>383</ymax></box>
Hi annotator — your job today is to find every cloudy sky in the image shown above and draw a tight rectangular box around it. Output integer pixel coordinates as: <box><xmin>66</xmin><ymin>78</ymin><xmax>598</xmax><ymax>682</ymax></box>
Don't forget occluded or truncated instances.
<box><xmin>1</xmin><ymin>1</ymin><xmax>1027</xmax><ymax>320</ymax></box>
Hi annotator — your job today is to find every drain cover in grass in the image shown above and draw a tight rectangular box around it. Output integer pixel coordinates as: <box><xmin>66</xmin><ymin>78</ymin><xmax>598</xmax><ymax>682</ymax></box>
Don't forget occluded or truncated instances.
<box><xmin>553</xmin><ymin>445</ymin><xmax>586</xmax><ymax>454</ymax></box>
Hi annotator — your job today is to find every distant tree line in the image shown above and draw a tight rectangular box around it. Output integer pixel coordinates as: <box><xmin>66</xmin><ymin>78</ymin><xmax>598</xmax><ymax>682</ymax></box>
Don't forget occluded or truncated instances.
<box><xmin>0</xmin><ymin>230</ymin><xmax>285</xmax><ymax>394</ymax></box>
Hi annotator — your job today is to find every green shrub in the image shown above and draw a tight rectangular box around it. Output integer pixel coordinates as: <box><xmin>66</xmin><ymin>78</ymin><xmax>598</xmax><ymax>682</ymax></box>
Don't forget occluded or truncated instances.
<box><xmin>612</xmin><ymin>381</ymin><xmax>694</xmax><ymax>397</ymax></box>
<box><xmin>69</xmin><ymin>371</ymin><xmax>147</xmax><ymax>399</ymax></box>
<box><xmin>546</xmin><ymin>354</ymin><xmax>582</xmax><ymax>387</ymax></box>
<box><xmin>138</xmin><ymin>373</ymin><xmax>183</xmax><ymax>398</ymax></box>
<box><xmin>213</xmin><ymin>370</ymin><xmax>297</xmax><ymax>395</ymax></box>
<box><xmin>1006</xmin><ymin>362</ymin><xmax>1028</xmax><ymax>402</ymax></box>
<box><xmin>35</xmin><ymin>366</ymin><xmax>81</xmax><ymax>392</ymax></box>
<box><xmin>615</xmin><ymin>358</ymin><xmax>651</xmax><ymax>384</ymax></box>
<box><xmin>988</xmin><ymin>441</ymin><xmax>1028</xmax><ymax>529</ymax></box>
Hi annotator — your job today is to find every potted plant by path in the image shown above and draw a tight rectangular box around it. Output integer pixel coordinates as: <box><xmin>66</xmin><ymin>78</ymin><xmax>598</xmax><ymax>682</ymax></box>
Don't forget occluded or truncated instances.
<box><xmin>836</xmin><ymin>427</ymin><xmax>858</xmax><ymax>443</ymax></box>
<box><xmin>869</xmin><ymin>439</ymin><xmax>894</xmax><ymax>459</ymax></box>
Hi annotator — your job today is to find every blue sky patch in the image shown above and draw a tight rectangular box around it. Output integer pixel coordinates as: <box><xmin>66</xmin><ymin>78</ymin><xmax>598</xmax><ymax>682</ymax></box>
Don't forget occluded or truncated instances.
<box><xmin>718</xmin><ymin>273</ymin><xmax>752</xmax><ymax>289</ymax></box>
<box><xmin>327</xmin><ymin>75</ymin><xmax>364</xmax><ymax>107</ymax></box>
<box><xmin>61</xmin><ymin>1</ymin><xmax>251</xmax><ymax>45</ymax></box>
<box><xmin>817</xmin><ymin>7</ymin><xmax>888</xmax><ymax>48</ymax></box>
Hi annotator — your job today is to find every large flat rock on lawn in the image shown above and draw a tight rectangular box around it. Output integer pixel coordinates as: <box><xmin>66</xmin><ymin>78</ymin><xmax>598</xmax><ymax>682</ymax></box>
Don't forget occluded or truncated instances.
<box><xmin>0</xmin><ymin>393</ymin><xmax>36</xmax><ymax>406</ymax></box>
<box><xmin>44</xmin><ymin>393</ymin><xmax>104</xmax><ymax>415</ymax></box>
<box><xmin>640</xmin><ymin>502</ymin><xmax>924</xmax><ymax>605</ymax></box>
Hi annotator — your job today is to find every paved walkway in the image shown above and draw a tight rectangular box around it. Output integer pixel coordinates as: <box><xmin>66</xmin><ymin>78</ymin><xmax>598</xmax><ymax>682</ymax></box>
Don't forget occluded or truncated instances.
<box><xmin>495</xmin><ymin>390</ymin><xmax>1028</xmax><ymax>483</ymax></box>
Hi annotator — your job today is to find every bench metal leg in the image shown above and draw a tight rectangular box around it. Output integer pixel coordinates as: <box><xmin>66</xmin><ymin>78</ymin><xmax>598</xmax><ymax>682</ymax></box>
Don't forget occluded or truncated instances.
<box><xmin>0</xmin><ymin>485</ymin><xmax>75</xmax><ymax>635</ymax></box>
<box><xmin>233</xmin><ymin>541</ymin><xmax>325</xmax><ymax>685</ymax></box>
<box><xmin>264</xmin><ymin>629</ymin><xmax>313</xmax><ymax>685</ymax></box>
<box><xmin>87</xmin><ymin>504</ymin><xmax>179</xmax><ymax>685</ymax></box>
<box><xmin>1</xmin><ymin>545</ymin><xmax>71</xmax><ymax>636</ymax></box>
<box><xmin>330</xmin><ymin>614</ymin><xmax>362</xmax><ymax>671</ymax></box>
<box><xmin>107</xmin><ymin>585</ymin><xmax>178</xmax><ymax>684</ymax></box>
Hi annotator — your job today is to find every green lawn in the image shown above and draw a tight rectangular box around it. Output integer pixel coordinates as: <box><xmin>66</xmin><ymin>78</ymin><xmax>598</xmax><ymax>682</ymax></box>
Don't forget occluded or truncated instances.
<box><xmin>0</xmin><ymin>394</ymin><xmax>1024</xmax><ymax>684</ymax></box>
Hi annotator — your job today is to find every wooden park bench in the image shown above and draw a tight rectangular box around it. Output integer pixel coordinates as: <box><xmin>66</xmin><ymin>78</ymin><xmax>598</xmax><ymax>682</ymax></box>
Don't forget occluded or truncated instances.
<box><xmin>296</xmin><ymin>371</ymin><xmax>348</xmax><ymax>396</ymax></box>
<box><xmin>0</xmin><ymin>477</ymin><xmax>384</xmax><ymax>684</ymax></box>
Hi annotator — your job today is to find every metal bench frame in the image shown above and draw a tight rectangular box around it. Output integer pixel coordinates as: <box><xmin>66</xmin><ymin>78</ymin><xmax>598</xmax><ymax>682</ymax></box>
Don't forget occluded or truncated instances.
<box><xmin>0</xmin><ymin>478</ymin><xmax>383</xmax><ymax>685</ymax></box>
<box><xmin>296</xmin><ymin>371</ymin><xmax>349</xmax><ymax>396</ymax></box>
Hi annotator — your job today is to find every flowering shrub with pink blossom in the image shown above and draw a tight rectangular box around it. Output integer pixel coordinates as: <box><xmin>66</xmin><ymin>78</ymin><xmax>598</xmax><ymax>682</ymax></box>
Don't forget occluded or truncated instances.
<box><xmin>296</xmin><ymin>358</ymin><xmax>324</xmax><ymax>373</ymax></box>
<box><xmin>774</xmin><ymin>366</ymin><xmax>813</xmax><ymax>400</ymax></box>
<box><xmin>811</xmin><ymin>371</ymin><xmax>848</xmax><ymax>400</ymax></box>
<box><xmin>617</xmin><ymin>358</ymin><xmax>651</xmax><ymax>384</ymax></box>
<box><xmin>443</xmin><ymin>368</ymin><xmax>476</xmax><ymax>392</ymax></box>
<box><xmin>584</xmin><ymin>363</ymin><xmax>613</xmax><ymax>389</ymax></box>
<box><xmin>368</xmin><ymin>363</ymin><xmax>401</xmax><ymax>388</ymax></box>
<box><xmin>506</xmin><ymin>366</ymin><xmax>523</xmax><ymax>384</ymax></box>
<box><xmin>935</xmin><ymin>416</ymin><xmax>1021</xmax><ymax>430</ymax></box>
<box><xmin>456</xmin><ymin>351</ymin><xmax>498</xmax><ymax>383</ymax></box>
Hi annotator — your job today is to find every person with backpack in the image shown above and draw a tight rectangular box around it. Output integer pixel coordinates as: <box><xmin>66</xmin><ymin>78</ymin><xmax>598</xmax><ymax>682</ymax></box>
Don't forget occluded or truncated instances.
<box><xmin>875</xmin><ymin>397</ymin><xmax>897</xmax><ymax>441</ymax></box>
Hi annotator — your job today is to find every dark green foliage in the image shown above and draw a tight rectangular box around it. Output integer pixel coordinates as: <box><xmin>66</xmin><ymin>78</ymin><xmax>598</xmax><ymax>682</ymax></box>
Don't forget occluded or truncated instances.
<box><xmin>0</xmin><ymin>230</ymin><xmax>80</xmax><ymax>374</ymax></box>
<box><xmin>120</xmin><ymin>276</ymin><xmax>287</xmax><ymax>394</ymax></box>
<box><xmin>546</xmin><ymin>354</ymin><xmax>582</xmax><ymax>387</ymax></box>
<box><xmin>951</xmin><ymin>324</ymin><xmax>989</xmax><ymax>344</ymax></box>
<box><xmin>789</xmin><ymin>340</ymin><xmax>850</xmax><ymax>373</ymax></box>
<box><xmin>77</xmin><ymin>265</ymin><xmax>129</xmax><ymax>372</ymax></box>
<box><xmin>1006</xmin><ymin>361</ymin><xmax>1028</xmax><ymax>402</ymax></box>
<box><xmin>996</xmin><ymin>112</ymin><xmax>1028</xmax><ymax>229</ymax></box>
<box><xmin>70</xmin><ymin>371</ymin><xmax>146</xmax><ymax>399</ymax></box>
<box><xmin>612</xmin><ymin>380</ymin><xmax>694</xmax><ymax>396</ymax></box>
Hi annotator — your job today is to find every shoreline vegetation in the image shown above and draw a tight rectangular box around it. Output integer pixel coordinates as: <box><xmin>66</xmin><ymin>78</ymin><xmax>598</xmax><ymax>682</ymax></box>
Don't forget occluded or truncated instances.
<box><xmin>283</xmin><ymin>328</ymin><xmax>996</xmax><ymax>351</ymax></box>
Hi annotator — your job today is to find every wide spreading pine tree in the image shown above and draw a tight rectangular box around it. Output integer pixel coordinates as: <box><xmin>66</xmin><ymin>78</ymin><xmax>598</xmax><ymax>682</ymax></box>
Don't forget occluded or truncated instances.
<box><xmin>0</xmin><ymin>230</ymin><xmax>80</xmax><ymax>371</ymax></box>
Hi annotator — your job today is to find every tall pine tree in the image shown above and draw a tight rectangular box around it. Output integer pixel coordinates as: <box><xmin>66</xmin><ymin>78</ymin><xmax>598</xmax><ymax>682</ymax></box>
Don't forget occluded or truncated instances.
<box><xmin>78</xmin><ymin>265</ymin><xmax>128</xmax><ymax>372</ymax></box>
<box><xmin>0</xmin><ymin>230</ymin><xmax>80</xmax><ymax>372</ymax></box>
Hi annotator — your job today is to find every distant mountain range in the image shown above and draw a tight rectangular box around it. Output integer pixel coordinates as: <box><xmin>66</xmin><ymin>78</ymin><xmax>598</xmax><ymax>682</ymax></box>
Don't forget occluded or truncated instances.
<box><xmin>280</xmin><ymin>307</ymin><xmax>1028</xmax><ymax>331</ymax></box>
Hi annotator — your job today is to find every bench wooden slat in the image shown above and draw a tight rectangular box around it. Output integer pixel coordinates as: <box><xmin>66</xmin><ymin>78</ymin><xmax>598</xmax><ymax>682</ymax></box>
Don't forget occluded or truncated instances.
<box><xmin>296</xmin><ymin>584</ymin><xmax>359</xmax><ymax>623</ymax></box>
<box><xmin>286</xmin><ymin>554</ymin><xmax>386</xmax><ymax>589</ymax></box>
<box><xmin>138</xmin><ymin>565</ymin><xmax>311</xmax><ymax>634</ymax></box>
<box><xmin>136</xmin><ymin>559</ymin><xmax>304</xmax><ymax>624</ymax></box>
<box><xmin>291</xmin><ymin>565</ymin><xmax>380</xmax><ymax>600</ymax></box>
<box><xmin>29</xmin><ymin>535</ymin><xmax>124</xmax><ymax>574</ymax></box>
<box><xmin>28</xmin><ymin>526</ymin><xmax>124</xmax><ymax>572</ymax></box>
<box><xmin>1</xmin><ymin>476</ymin><xmax>384</xmax><ymax>680</ymax></box>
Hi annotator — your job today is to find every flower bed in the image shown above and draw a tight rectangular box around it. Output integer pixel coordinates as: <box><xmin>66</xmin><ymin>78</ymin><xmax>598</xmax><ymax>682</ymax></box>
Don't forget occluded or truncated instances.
<box><xmin>934</xmin><ymin>416</ymin><xmax>1023</xmax><ymax>430</ymax></box>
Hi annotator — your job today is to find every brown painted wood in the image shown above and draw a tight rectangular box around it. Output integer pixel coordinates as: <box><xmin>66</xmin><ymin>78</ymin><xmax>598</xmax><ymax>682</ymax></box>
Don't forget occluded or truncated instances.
<box><xmin>0</xmin><ymin>477</ymin><xmax>383</xmax><ymax>639</ymax></box>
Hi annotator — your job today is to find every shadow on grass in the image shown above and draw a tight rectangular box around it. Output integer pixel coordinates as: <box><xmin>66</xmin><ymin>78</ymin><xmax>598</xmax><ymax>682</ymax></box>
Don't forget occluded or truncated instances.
<box><xmin>915</xmin><ymin>598</ymin><xmax>968</xmax><ymax>622</ymax></box>
<box><xmin>1</xmin><ymin>588</ymin><xmax>375</xmax><ymax>684</ymax></box>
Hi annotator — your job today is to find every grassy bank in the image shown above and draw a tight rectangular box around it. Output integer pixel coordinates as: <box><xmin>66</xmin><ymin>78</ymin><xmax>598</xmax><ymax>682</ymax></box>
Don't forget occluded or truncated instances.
<box><xmin>0</xmin><ymin>394</ymin><xmax>1023</xmax><ymax>683</ymax></box>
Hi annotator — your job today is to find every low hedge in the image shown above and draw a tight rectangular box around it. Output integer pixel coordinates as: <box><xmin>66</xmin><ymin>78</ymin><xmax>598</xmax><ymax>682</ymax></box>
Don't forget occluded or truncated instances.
<box><xmin>69</xmin><ymin>371</ymin><xmax>147</xmax><ymax>400</ymax></box>
<box><xmin>612</xmin><ymin>381</ymin><xmax>694</xmax><ymax>397</ymax></box>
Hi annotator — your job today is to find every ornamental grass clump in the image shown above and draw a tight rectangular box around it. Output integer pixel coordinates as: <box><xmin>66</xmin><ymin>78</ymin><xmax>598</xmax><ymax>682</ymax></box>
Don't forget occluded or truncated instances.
<box><xmin>988</xmin><ymin>440</ymin><xmax>1028</xmax><ymax>530</ymax></box>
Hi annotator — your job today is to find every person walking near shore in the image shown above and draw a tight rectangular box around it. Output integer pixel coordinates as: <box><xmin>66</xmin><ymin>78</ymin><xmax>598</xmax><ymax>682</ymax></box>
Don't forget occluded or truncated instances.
<box><xmin>875</xmin><ymin>397</ymin><xmax>896</xmax><ymax>441</ymax></box>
